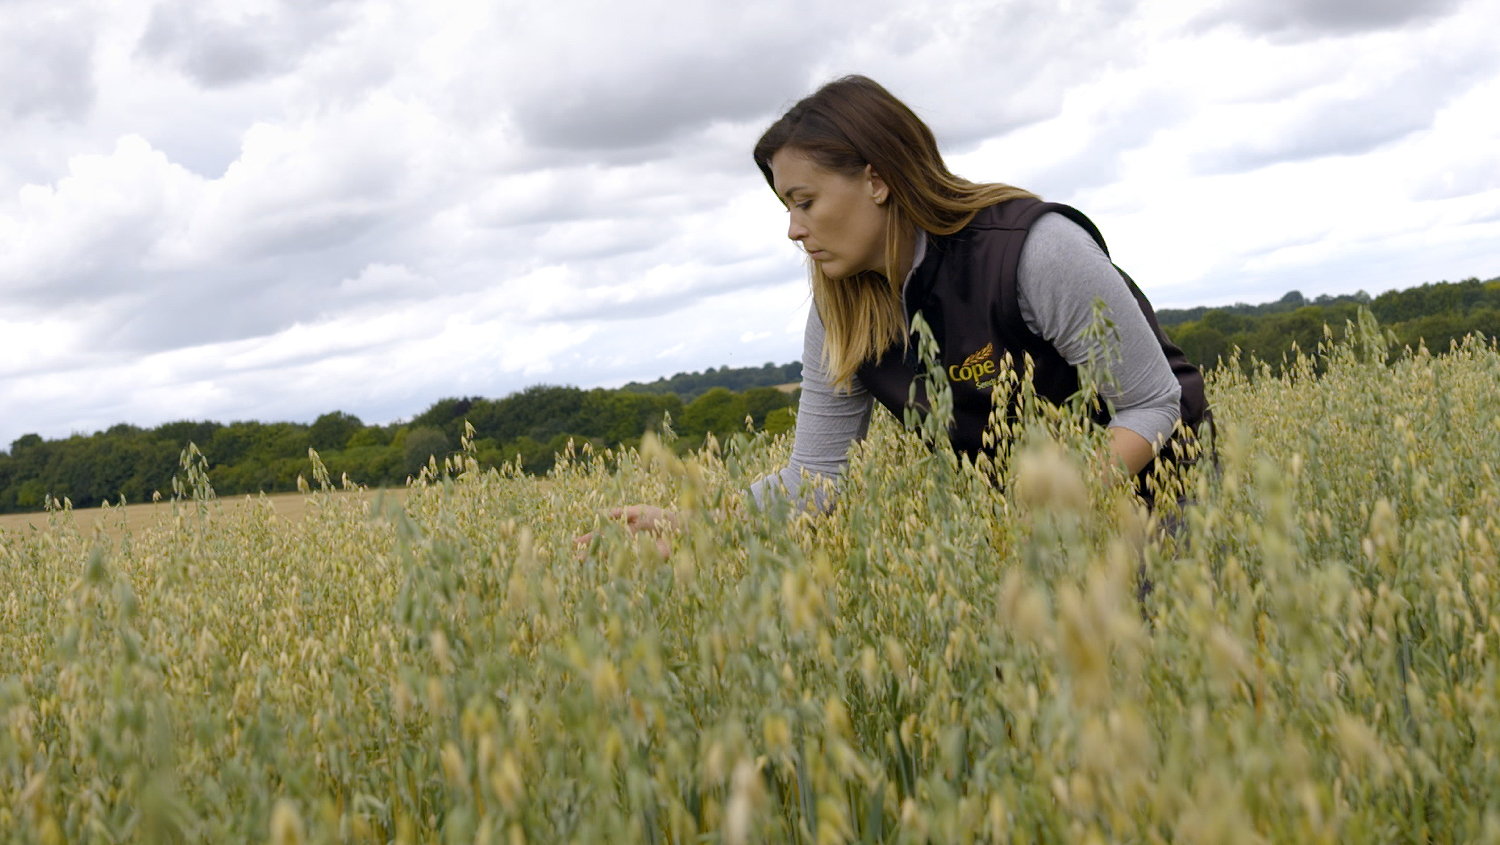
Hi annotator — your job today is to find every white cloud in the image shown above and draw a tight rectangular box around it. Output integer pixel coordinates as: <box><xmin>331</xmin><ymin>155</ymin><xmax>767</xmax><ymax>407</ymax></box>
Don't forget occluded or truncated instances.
<box><xmin>337</xmin><ymin>262</ymin><xmax>427</xmax><ymax>301</ymax></box>
<box><xmin>0</xmin><ymin>2</ymin><xmax>98</xmax><ymax>122</ymax></box>
<box><xmin>0</xmin><ymin>135</ymin><xmax>196</xmax><ymax>302</ymax></box>
<box><xmin>1189</xmin><ymin>0</ymin><xmax>1466</xmax><ymax>38</ymax></box>
<box><xmin>135</xmin><ymin>0</ymin><xmax>360</xmax><ymax>88</ymax></box>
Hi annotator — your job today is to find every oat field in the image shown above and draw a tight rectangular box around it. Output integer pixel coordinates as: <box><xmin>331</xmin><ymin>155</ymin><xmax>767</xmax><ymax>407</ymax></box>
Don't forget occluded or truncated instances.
<box><xmin>3</xmin><ymin>316</ymin><xmax>1500</xmax><ymax>843</ymax></box>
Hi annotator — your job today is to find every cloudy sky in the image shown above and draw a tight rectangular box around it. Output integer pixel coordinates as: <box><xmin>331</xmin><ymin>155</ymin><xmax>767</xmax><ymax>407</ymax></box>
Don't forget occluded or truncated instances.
<box><xmin>3</xmin><ymin>0</ymin><xmax>1498</xmax><ymax>448</ymax></box>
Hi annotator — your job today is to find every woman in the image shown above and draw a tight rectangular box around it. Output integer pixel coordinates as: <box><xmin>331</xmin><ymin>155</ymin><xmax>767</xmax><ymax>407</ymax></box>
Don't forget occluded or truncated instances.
<box><xmin>603</xmin><ymin>75</ymin><xmax>1208</xmax><ymax>540</ymax></box>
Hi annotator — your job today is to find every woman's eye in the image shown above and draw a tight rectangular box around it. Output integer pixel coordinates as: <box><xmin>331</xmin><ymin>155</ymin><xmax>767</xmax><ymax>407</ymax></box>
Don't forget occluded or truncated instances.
<box><xmin>795</xmin><ymin>200</ymin><xmax>811</xmax><ymax>211</ymax></box>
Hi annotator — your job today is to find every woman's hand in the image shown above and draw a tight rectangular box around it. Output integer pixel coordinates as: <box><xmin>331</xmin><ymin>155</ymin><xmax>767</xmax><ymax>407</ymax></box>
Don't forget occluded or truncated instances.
<box><xmin>575</xmin><ymin>505</ymin><xmax>680</xmax><ymax>558</ymax></box>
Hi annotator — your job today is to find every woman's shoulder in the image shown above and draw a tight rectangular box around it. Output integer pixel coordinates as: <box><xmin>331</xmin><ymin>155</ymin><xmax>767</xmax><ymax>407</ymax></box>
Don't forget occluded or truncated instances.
<box><xmin>933</xmin><ymin>201</ymin><xmax>1107</xmax><ymax>265</ymax></box>
<box><xmin>962</xmin><ymin>197</ymin><xmax>1093</xmax><ymax>236</ymax></box>
<box><xmin>1017</xmin><ymin>211</ymin><xmax>1116</xmax><ymax>301</ymax></box>
<box><xmin>962</xmin><ymin>196</ymin><xmax>1044</xmax><ymax>231</ymax></box>
<box><xmin>955</xmin><ymin>200</ymin><xmax>1103</xmax><ymax>256</ymax></box>
<box><xmin>1026</xmin><ymin>210</ymin><xmax>1100</xmax><ymax>250</ymax></box>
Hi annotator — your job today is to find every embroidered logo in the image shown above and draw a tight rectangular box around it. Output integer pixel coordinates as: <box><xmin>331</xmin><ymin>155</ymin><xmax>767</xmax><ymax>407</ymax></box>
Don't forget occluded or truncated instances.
<box><xmin>947</xmin><ymin>342</ymin><xmax>999</xmax><ymax>389</ymax></box>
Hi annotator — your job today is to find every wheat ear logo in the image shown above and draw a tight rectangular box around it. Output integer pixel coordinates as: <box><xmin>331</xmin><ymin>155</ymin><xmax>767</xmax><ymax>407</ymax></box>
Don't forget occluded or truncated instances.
<box><xmin>948</xmin><ymin>342</ymin><xmax>999</xmax><ymax>388</ymax></box>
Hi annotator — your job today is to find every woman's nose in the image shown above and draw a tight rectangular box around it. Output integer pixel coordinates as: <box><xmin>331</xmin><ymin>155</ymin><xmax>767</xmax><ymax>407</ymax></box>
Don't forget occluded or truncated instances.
<box><xmin>787</xmin><ymin>217</ymin><xmax>808</xmax><ymax>242</ymax></box>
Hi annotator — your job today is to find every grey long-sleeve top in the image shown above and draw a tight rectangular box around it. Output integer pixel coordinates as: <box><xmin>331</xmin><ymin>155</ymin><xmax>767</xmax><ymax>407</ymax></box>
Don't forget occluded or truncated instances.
<box><xmin>749</xmin><ymin>212</ymin><xmax>1181</xmax><ymax>510</ymax></box>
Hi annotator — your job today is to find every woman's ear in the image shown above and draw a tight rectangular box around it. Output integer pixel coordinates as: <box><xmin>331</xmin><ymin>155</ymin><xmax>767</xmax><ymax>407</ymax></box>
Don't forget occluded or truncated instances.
<box><xmin>865</xmin><ymin>164</ymin><xmax>889</xmax><ymax>206</ymax></box>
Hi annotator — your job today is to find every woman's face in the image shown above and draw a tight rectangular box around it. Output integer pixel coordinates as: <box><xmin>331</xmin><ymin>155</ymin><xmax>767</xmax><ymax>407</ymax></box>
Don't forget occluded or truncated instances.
<box><xmin>769</xmin><ymin>148</ymin><xmax>890</xmax><ymax>281</ymax></box>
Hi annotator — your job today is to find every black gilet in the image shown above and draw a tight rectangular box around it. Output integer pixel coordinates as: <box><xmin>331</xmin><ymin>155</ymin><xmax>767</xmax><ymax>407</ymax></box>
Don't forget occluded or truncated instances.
<box><xmin>854</xmin><ymin>198</ymin><xmax>1211</xmax><ymax>494</ymax></box>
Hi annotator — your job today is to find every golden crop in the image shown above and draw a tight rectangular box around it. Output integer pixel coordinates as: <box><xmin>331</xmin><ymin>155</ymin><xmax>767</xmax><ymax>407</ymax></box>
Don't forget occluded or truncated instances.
<box><xmin>2</xmin><ymin>315</ymin><xmax>1499</xmax><ymax>842</ymax></box>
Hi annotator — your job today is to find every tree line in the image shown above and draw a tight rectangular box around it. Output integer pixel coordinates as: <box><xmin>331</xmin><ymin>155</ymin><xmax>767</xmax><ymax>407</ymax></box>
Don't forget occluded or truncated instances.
<box><xmin>1166</xmin><ymin>276</ymin><xmax>1500</xmax><ymax>370</ymax></box>
<box><xmin>621</xmin><ymin>361</ymin><xmax>802</xmax><ymax>401</ymax></box>
<box><xmin>1154</xmin><ymin>288</ymin><xmax>1374</xmax><ymax>327</ymax></box>
<box><xmin>0</xmin><ymin>377</ymin><xmax>799</xmax><ymax>514</ymax></box>
<box><xmin>3</xmin><ymin>277</ymin><xmax>1496</xmax><ymax>514</ymax></box>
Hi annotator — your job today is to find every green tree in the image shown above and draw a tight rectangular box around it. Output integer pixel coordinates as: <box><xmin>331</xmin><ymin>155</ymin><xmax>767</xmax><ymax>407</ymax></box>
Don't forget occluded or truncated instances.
<box><xmin>329</xmin><ymin>444</ymin><xmax>402</xmax><ymax>487</ymax></box>
<box><xmin>1200</xmin><ymin>309</ymin><xmax>1250</xmax><ymax>337</ymax></box>
<box><xmin>10</xmin><ymin>433</ymin><xmax>43</xmax><ymax>459</ymax></box>
<box><xmin>347</xmin><ymin>425</ymin><xmax>394</xmax><ymax>448</ymax></box>
<box><xmin>309</xmin><ymin>411</ymin><xmax>363</xmax><ymax>451</ymax></box>
<box><xmin>403</xmin><ymin>426</ymin><xmax>451</xmax><ymax>476</ymax></box>
<box><xmin>764</xmin><ymin>407</ymin><xmax>796</xmax><ymax>436</ymax></box>
<box><xmin>251</xmin><ymin>423</ymin><xmax>311</xmax><ymax>462</ymax></box>
<box><xmin>1169</xmin><ymin>323</ymin><xmax>1231</xmax><ymax>370</ymax></box>
<box><xmin>207</xmin><ymin>422</ymin><xmax>261</xmax><ymax>466</ymax></box>
<box><xmin>577</xmin><ymin>390</ymin><xmax>683</xmax><ymax>443</ymax></box>
<box><xmin>155</xmin><ymin>420</ymin><xmax>221</xmax><ymax>447</ymax></box>
<box><xmin>412</xmin><ymin>397</ymin><xmax>480</xmax><ymax>441</ymax></box>
<box><xmin>680</xmin><ymin>388</ymin><xmax>749</xmax><ymax>440</ymax></box>
<box><xmin>500</xmin><ymin>436</ymin><xmax>548</xmax><ymax>473</ymax></box>
<box><xmin>480</xmin><ymin>386</ymin><xmax>586</xmax><ymax>443</ymax></box>
<box><xmin>742</xmin><ymin>386</ymin><xmax>794</xmax><ymax>428</ymax></box>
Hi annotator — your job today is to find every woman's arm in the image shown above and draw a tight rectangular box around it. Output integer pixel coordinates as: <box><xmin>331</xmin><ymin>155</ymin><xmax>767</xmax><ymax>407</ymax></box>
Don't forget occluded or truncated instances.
<box><xmin>1017</xmin><ymin>212</ymin><xmax>1182</xmax><ymax>476</ymax></box>
<box><xmin>579</xmin><ymin>307</ymin><xmax>872</xmax><ymax>555</ymax></box>
<box><xmin>1107</xmin><ymin>426</ymin><xmax>1156</xmax><ymax>476</ymax></box>
<box><xmin>748</xmin><ymin>305</ymin><xmax>874</xmax><ymax>511</ymax></box>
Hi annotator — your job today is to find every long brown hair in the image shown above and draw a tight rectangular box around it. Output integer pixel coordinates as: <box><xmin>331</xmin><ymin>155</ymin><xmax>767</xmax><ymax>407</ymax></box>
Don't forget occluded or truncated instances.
<box><xmin>754</xmin><ymin>75</ymin><xmax>1038</xmax><ymax>389</ymax></box>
